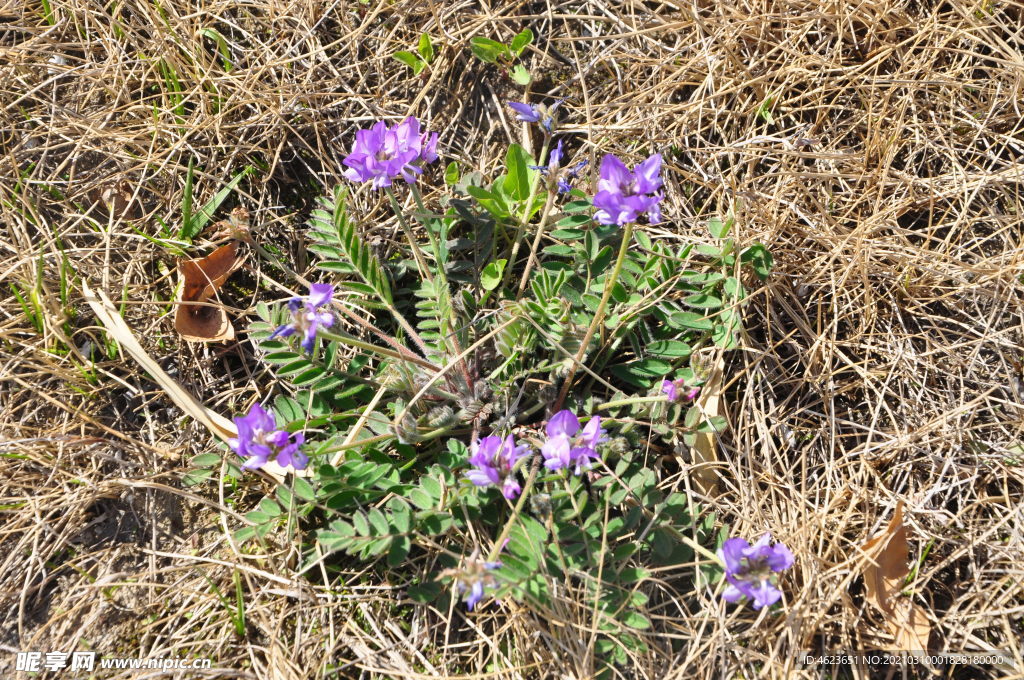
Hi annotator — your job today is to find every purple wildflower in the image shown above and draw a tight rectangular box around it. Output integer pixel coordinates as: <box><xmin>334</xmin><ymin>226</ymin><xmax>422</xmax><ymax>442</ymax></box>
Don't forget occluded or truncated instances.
<box><xmin>465</xmin><ymin>435</ymin><xmax>532</xmax><ymax>499</ymax></box>
<box><xmin>592</xmin><ymin>153</ymin><xmax>664</xmax><ymax>226</ymax></box>
<box><xmin>507</xmin><ymin>100</ymin><xmax>562</xmax><ymax>132</ymax></box>
<box><xmin>541</xmin><ymin>409</ymin><xmax>607</xmax><ymax>474</ymax></box>
<box><xmin>444</xmin><ymin>556</ymin><xmax>502</xmax><ymax>610</ymax></box>
<box><xmin>662</xmin><ymin>378</ymin><xmax>700</xmax><ymax>403</ymax></box>
<box><xmin>530</xmin><ymin>139</ymin><xmax>563</xmax><ymax>175</ymax></box>
<box><xmin>227</xmin><ymin>403</ymin><xmax>307</xmax><ymax>471</ymax></box>
<box><xmin>719</xmin><ymin>533</ymin><xmax>794</xmax><ymax>609</ymax></box>
<box><xmin>342</xmin><ymin>116</ymin><xmax>439</xmax><ymax>189</ymax></box>
<box><xmin>269</xmin><ymin>283</ymin><xmax>334</xmax><ymax>353</ymax></box>
<box><xmin>558</xmin><ymin>159</ymin><xmax>588</xmax><ymax>194</ymax></box>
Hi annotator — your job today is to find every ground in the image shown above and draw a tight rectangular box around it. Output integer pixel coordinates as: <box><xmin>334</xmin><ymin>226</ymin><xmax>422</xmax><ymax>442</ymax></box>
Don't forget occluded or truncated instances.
<box><xmin>1</xmin><ymin>0</ymin><xmax>1023</xmax><ymax>678</ymax></box>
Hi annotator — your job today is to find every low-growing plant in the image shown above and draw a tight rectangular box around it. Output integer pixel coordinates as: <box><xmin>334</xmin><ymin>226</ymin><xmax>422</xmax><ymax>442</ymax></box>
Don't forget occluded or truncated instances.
<box><xmin>189</xmin><ymin>104</ymin><xmax>789</xmax><ymax>675</ymax></box>
<box><xmin>470</xmin><ymin>29</ymin><xmax>534</xmax><ymax>85</ymax></box>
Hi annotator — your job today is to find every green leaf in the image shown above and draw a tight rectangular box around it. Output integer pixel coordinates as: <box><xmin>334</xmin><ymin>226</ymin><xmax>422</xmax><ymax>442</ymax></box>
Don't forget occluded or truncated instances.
<box><xmin>308</xmin><ymin>186</ymin><xmax>392</xmax><ymax>304</ymax></box>
<box><xmin>389</xmin><ymin>497</ymin><xmax>412</xmax><ymax>533</ymax></box>
<box><xmin>510</xmin><ymin>64</ymin><xmax>531</xmax><ymax>85</ymax></box>
<box><xmin>670</xmin><ymin>311</ymin><xmax>714</xmax><ymax>330</ymax></box>
<box><xmin>367</xmin><ymin>508</ymin><xmax>389</xmax><ymax>535</ymax></box>
<box><xmin>741</xmin><ymin>243</ymin><xmax>773</xmax><ymax>279</ymax></box>
<box><xmin>510</xmin><ymin>28</ymin><xmax>533</xmax><ymax>55</ymax></box>
<box><xmin>697</xmin><ymin>415</ymin><xmax>728</xmax><ymax>434</ymax></box>
<box><xmin>293</xmin><ymin>477</ymin><xmax>316</xmax><ymax>502</ymax></box>
<box><xmin>392</xmin><ymin>51</ymin><xmax>424</xmax><ymax>74</ymax></box>
<box><xmin>352</xmin><ymin>511</ymin><xmax>369</xmax><ymax>536</ymax></box>
<box><xmin>180</xmin><ymin>166</ymin><xmax>254</xmax><ymax>241</ymax></box>
<box><xmin>481</xmin><ymin>259</ymin><xmax>507</xmax><ymax>291</ymax></box>
<box><xmin>610</xmin><ymin>359</ymin><xmax>672</xmax><ymax>388</ymax></box>
<box><xmin>421</xmin><ymin>476</ymin><xmax>443</xmax><ymax>501</ymax></box>
<box><xmin>191</xmin><ymin>453</ymin><xmax>222</xmax><ymax>467</ymax></box>
<box><xmin>645</xmin><ymin>340</ymin><xmax>691</xmax><ymax>358</ymax></box>
<box><xmin>504</xmin><ymin>143</ymin><xmax>534</xmax><ymax>202</ymax></box>
<box><xmin>707</xmin><ymin>217</ymin><xmax>731</xmax><ymax>239</ymax></box>
<box><xmin>417</xmin><ymin>33</ymin><xmax>434</xmax><ymax>63</ymax></box>
<box><xmin>682</xmin><ymin>293</ymin><xmax>723</xmax><ymax>309</ymax></box>
<box><xmin>387</xmin><ymin>534</ymin><xmax>411</xmax><ymax>566</ymax></box>
<box><xmin>470</xmin><ymin>36</ymin><xmax>506</xmax><ymax>63</ymax></box>
<box><xmin>444</xmin><ymin>161</ymin><xmax>459</xmax><ymax>185</ymax></box>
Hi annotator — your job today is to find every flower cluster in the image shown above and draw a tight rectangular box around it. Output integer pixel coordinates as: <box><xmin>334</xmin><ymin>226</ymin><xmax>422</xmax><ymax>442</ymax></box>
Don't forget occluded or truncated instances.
<box><xmin>270</xmin><ymin>283</ymin><xmax>334</xmax><ymax>353</ymax></box>
<box><xmin>593</xmin><ymin>153</ymin><xmax>663</xmax><ymax>226</ymax></box>
<box><xmin>719</xmin><ymin>533</ymin><xmax>794</xmax><ymax>609</ymax></box>
<box><xmin>662</xmin><ymin>377</ymin><xmax>700</xmax><ymax>403</ymax></box>
<box><xmin>342</xmin><ymin>116</ymin><xmax>439</xmax><ymax>188</ymax></box>
<box><xmin>228</xmin><ymin>403</ymin><xmax>307</xmax><ymax>471</ymax></box>
<box><xmin>465</xmin><ymin>435</ymin><xmax>531</xmax><ymax>500</ymax></box>
<box><xmin>541</xmin><ymin>409</ymin><xmax>607</xmax><ymax>474</ymax></box>
<box><xmin>529</xmin><ymin>139</ymin><xmax>588</xmax><ymax>194</ymax></box>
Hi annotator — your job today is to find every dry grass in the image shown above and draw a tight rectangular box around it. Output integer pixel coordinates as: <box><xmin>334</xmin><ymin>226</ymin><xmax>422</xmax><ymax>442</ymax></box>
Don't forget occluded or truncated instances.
<box><xmin>2</xmin><ymin>0</ymin><xmax>1023</xmax><ymax>677</ymax></box>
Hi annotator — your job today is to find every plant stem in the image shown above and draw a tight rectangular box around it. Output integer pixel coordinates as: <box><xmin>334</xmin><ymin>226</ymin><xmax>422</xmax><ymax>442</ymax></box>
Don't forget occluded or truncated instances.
<box><xmin>515</xmin><ymin>188</ymin><xmax>559</xmax><ymax>299</ymax></box>
<box><xmin>596</xmin><ymin>395</ymin><xmax>668</xmax><ymax>411</ymax></box>
<box><xmin>553</xmin><ymin>221</ymin><xmax>634</xmax><ymax>411</ymax></box>
<box><xmin>318</xmin><ymin>329</ymin><xmax>437</xmax><ymax>372</ymax></box>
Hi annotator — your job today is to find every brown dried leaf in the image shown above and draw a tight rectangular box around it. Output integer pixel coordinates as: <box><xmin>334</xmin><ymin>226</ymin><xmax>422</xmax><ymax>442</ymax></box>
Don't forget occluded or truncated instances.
<box><xmin>174</xmin><ymin>241</ymin><xmax>242</xmax><ymax>342</ymax></box>
<box><xmin>204</xmin><ymin>205</ymin><xmax>251</xmax><ymax>242</ymax></box>
<box><xmin>859</xmin><ymin>502</ymin><xmax>932</xmax><ymax>654</ymax></box>
<box><xmin>689</xmin><ymin>352</ymin><xmax>724</xmax><ymax>495</ymax></box>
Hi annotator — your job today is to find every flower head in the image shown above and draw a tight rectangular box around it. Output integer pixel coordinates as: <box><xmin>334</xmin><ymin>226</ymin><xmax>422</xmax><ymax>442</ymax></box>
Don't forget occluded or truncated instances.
<box><xmin>592</xmin><ymin>153</ymin><xmax>664</xmax><ymax>226</ymax></box>
<box><xmin>541</xmin><ymin>409</ymin><xmax>607</xmax><ymax>474</ymax></box>
<box><xmin>507</xmin><ymin>100</ymin><xmax>562</xmax><ymax>132</ymax></box>
<box><xmin>662</xmin><ymin>378</ymin><xmax>700</xmax><ymax>403</ymax></box>
<box><xmin>465</xmin><ymin>435</ymin><xmax>532</xmax><ymax>499</ymax></box>
<box><xmin>227</xmin><ymin>403</ymin><xmax>307</xmax><ymax>471</ymax></box>
<box><xmin>270</xmin><ymin>283</ymin><xmax>334</xmax><ymax>353</ymax></box>
<box><xmin>342</xmin><ymin>116</ymin><xmax>439</xmax><ymax>189</ymax></box>
<box><xmin>718</xmin><ymin>533</ymin><xmax>794</xmax><ymax>609</ymax></box>
<box><xmin>442</xmin><ymin>555</ymin><xmax>502</xmax><ymax>611</ymax></box>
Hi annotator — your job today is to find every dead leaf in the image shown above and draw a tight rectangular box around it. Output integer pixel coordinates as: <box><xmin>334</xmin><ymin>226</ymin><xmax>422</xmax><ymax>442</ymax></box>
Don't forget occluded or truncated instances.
<box><xmin>689</xmin><ymin>351</ymin><xmax>724</xmax><ymax>495</ymax></box>
<box><xmin>204</xmin><ymin>205</ymin><xmax>251</xmax><ymax>242</ymax></box>
<box><xmin>859</xmin><ymin>502</ymin><xmax>932</xmax><ymax>655</ymax></box>
<box><xmin>174</xmin><ymin>241</ymin><xmax>243</xmax><ymax>342</ymax></box>
<box><xmin>88</xmin><ymin>180</ymin><xmax>141</xmax><ymax>220</ymax></box>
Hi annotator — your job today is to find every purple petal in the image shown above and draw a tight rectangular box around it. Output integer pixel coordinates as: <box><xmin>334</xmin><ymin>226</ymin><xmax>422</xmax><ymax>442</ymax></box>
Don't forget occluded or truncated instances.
<box><xmin>307</xmin><ymin>283</ymin><xmax>334</xmax><ymax>308</ymax></box>
<box><xmin>546</xmin><ymin>410</ymin><xmax>580</xmax><ymax>438</ymax></box>
<box><xmin>749</xmin><ymin>580</ymin><xmax>783</xmax><ymax>609</ymax></box>
<box><xmin>541</xmin><ymin>435</ymin><xmax>572</xmax><ymax>470</ymax></box>
<box><xmin>465</xmin><ymin>580</ymin><xmax>485</xmax><ymax>610</ymax></box>
<box><xmin>597</xmin><ymin>154</ymin><xmax>632</xmax><ymax>194</ymax></box>
<box><xmin>508</xmin><ymin>102</ymin><xmax>541</xmax><ymax>122</ymax></box>
<box><xmin>718</xmin><ymin>538</ymin><xmax>750</xmax><ymax>576</ymax></box>
<box><xmin>662</xmin><ymin>379</ymin><xmax>678</xmax><ymax>402</ymax></box>
<box><xmin>466</xmin><ymin>469</ymin><xmax>498</xmax><ymax>487</ymax></box>
<box><xmin>722</xmin><ymin>583</ymin><xmax>746</xmax><ymax>603</ymax></box>
<box><xmin>633</xmin><ymin>153</ymin><xmax>663</xmax><ymax>193</ymax></box>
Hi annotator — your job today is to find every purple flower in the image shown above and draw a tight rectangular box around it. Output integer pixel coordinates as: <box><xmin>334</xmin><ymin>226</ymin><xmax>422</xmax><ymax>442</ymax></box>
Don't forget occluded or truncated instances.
<box><xmin>342</xmin><ymin>116</ymin><xmax>439</xmax><ymax>189</ymax></box>
<box><xmin>507</xmin><ymin>100</ymin><xmax>562</xmax><ymax>132</ymax></box>
<box><xmin>269</xmin><ymin>283</ymin><xmax>334</xmax><ymax>353</ymax></box>
<box><xmin>508</xmin><ymin>102</ymin><xmax>541</xmax><ymax>123</ymax></box>
<box><xmin>447</xmin><ymin>557</ymin><xmax>502</xmax><ymax>610</ymax></box>
<box><xmin>227</xmin><ymin>403</ymin><xmax>308</xmax><ymax>471</ymax></box>
<box><xmin>558</xmin><ymin>159</ymin><xmax>588</xmax><ymax>194</ymax></box>
<box><xmin>530</xmin><ymin>139</ymin><xmax>563</xmax><ymax>175</ymax></box>
<box><xmin>465</xmin><ymin>435</ymin><xmax>532</xmax><ymax>499</ymax></box>
<box><xmin>541</xmin><ymin>410</ymin><xmax>607</xmax><ymax>474</ymax></box>
<box><xmin>719</xmin><ymin>533</ymin><xmax>794</xmax><ymax>609</ymax></box>
<box><xmin>662</xmin><ymin>378</ymin><xmax>700</xmax><ymax>403</ymax></box>
<box><xmin>592</xmin><ymin>153</ymin><xmax>664</xmax><ymax>226</ymax></box>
